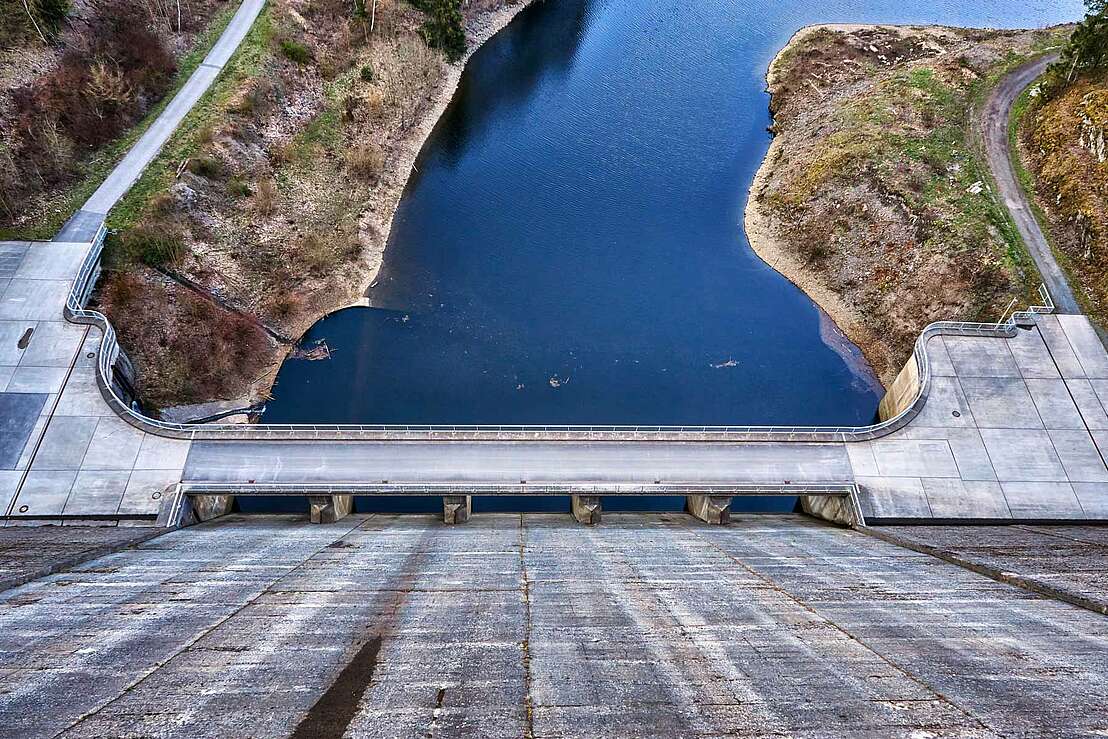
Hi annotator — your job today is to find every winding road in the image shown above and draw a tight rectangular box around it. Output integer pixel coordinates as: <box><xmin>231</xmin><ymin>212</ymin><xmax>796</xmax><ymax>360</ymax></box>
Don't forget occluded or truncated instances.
<box><xmin>979</xmin><ymin>52</ymin><xmax>1080</xmax><ymax>314</ymax></box>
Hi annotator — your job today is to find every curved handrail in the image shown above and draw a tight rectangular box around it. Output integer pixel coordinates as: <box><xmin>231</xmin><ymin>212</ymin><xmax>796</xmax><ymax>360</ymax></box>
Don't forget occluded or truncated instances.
<box><xmin>66</xmin><ymin>226</ymin><xmax>1054</xmax><ymax>442</ymax></box>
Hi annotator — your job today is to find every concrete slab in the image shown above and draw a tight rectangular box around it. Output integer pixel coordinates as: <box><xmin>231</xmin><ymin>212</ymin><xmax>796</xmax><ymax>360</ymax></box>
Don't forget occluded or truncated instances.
<box><xmin>979</xmin><ymin>429</ymin><xmax>1068</xmax><ymax>482</ymax></box>
<box><xmin>959</xmin><ymin>376</ymin><xmax>1042</xmax><ymax>429</ymax></box>
<box><xmin>1006</xmin><ymin>326</ymin><xmax>1060</xmax><ymax>379</ymax></box>
<box><xmin>0</xmin><ymin>393</ymin><xmax>48</xmax><ymax>470</ymax></box>
<box><xmin>0</xmin><ymin>279</ymin><xmax>71</xmax><ymax>321</ymax></box>
<box><xmin>12</xmin><ymin>244</ymin><xmax>90</xmax><ymax>280</ymax></box>
<box><xmin>912</xmin><ymin>376</ymin><xmax>974</xmax><ymax>427</ymax></box>
<box><xmin>81</xmin><ymin>416</ymin><xmax>145</xmax><ymax>471</ymax></box>
<box><xmin>18</xmin><ymin>321</ymin><xmax>86</xmax><ymax>367</ymax></box>
<box><xmin>1047</xmin><ymin>429</ymin><xmax>1108</xmax><ymax>483</ymax></box>
<box><xmin>855</xmin><ymin>476</ymin><xmax>931</xmax><ymax>518</ymax></box>
<box><xmin>134</xmin><ymin>435</ymin><xmax>190</xmax><ymax>471</ymax></box>
<box><xmin>5</xmin><ymin>366</ymin><xmax>68</xmax><ymax>394</ymax></box>
<box><xmin>926</xmin><ymin>336</ymin><xmax>956</xmax><ymax>376</ymax></box>
<box><xmin>1066</xmin><ymin>379</ymin><xmax>1108</xmax><ymax>430</ymax></box>
<box><xmin>32</xmin><ymin>416</ymin><xmax>99</xmax><ymax>471</ymax></box>
<box><xmin>14</xmin><ymin>415</ymin><xmax>47</xmax><ymax>471</ymax></box>
<box><xmin>53</xmin><ymin>366</ymin><xmax>108</xmax><ymax>417</ymax></box>
<box><xmin>1037</xmin><ymin>315</ymin><xmax>1086</xmax><ymax>378</ymax></box>
<box><xmin>921</xmin><ymin>478</ymin><xmax>1010</xmax><ymax>519</ymax></box>
<box><xmin>1058</xmin><ymin>314</ymin><xmax>1108</xmax><ymax>379</ymax></box>
<box><xmin>844</xmin><ymin>442</ymin><xmax>879</xmax><ymax>477</ymax></box>
<box><xmin>0</xmin><ymin>320</ymin><xmax>33</xmax><ymax>365</ymax></box>
<box><xmin>1025</xmin><ymin>378</ymin><xmax>1085</xmax><ymax>430</ymax></box>
<box><xmin>118</xmin><ymin>470</ymin><xmax>179</xmax><ymax>514</ymax></box>
<box><xmin>62</xmin><ymin>471</ymin><xmax>130</xmax><ymax>515</ymax></box>
<box><xmin>0</xmin><ymin>471</ymin><xmax>22</xmax><ymax>514</ymax></box>
<box><xmin>901</xmin><ymin>427</ymin><xmax>999</xmax><ymax>481</ymax></box>
<box><xmin>1000</xmin><ymin>482</ymin><xmax>1086</xmax><ymax>519</ymax></box>
<box><xmin>943</xmin><ymin>335</ymin><xmax>1020</xmax><ymax>377</ymax></box>
<box><xmin>869</xmin><ymin>439</ymin><xmax>959</xmax><ymax>478</ymax></box>
<box><xmin>13</xmin><ymin>470</ymin><xmax>75</xmax><ymax>515</ymax></box>
<box><xmin>1072</xmin><ymin>483</ymin><xmax>1108</xmax><ymax>517</ymax></box>
<box><xmin>0</xmin><ymin>243</ymin><xmax>28</xmax><ymax>279</ymax></box>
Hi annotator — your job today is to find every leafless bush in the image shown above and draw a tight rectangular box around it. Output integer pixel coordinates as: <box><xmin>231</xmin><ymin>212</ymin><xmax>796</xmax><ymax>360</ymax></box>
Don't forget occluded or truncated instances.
<box><xmin>253</xmin><ymin>179</ymin><xmax>278</xmax><ymax>215</ymax></box>
<box><xmin>345</xmin><ymin>142</ymin><xmax>384</xmax><ymax>180</ymax></box>
<box><xmin>86</xmin><ymin>60</ymin><xmax>133</xmax><ymax>111</ymax></box>
<box><xmin>382</xmin><ymin>34</ymin><xmax>442</xmax><ymax>130</ymax></box>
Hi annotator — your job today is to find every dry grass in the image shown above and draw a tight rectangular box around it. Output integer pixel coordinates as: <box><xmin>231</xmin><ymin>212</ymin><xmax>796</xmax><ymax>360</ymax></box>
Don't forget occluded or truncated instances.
<box><xmin>1023</xmin><ymin>71</ymin><xmax>1108</xmax><ymax>320</ymax></box>
<box><xmin>346</xmin><ymin>141</ymin><xmax>385</xmax><ymax>180</ymax></box>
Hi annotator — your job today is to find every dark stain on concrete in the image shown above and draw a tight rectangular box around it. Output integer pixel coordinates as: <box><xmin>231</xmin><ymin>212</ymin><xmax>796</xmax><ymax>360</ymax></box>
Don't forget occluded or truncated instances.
<box><xmin>290</xmin><ymin>635</ymin><xmax>384</xmax><ymax>739</ymax></box>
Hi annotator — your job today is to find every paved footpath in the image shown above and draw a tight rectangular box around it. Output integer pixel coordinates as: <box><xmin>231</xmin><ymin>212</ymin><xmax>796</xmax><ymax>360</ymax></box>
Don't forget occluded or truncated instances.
<box><xmin>980</xmin><ymin>53</ymin><xmax>1080</xmax><ymax>315</ymax></box>
<box><xmin>0</xmin><ymin>514</ymin><xmax>1104</xmax><ymax>738</ymax></box>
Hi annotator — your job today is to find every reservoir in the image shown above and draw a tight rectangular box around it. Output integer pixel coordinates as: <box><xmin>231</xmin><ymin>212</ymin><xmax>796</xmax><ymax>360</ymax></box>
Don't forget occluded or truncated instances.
<box><xmin>258</xmin><ymin>0</ymin><xmax>1082</xmax><ymax>514</ymax></box>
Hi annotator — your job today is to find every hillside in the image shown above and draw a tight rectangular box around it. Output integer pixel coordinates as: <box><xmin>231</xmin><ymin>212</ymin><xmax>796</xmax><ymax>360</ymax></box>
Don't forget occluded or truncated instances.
<box><xmin>746</xmin><ymin>24</ymin><xmax>1067</xmax><ymax>384</ymax></box>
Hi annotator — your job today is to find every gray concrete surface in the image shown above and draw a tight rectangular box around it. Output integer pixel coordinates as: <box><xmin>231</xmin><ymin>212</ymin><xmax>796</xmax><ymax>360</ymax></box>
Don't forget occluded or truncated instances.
<box><xmin>980</xmin><ymin>53</ymin><xmax>1080</xmax><ymax>314</ymax></box>
<box><xmin>0</xmin><ymin>525</ymin><xmax>164</xmax><ymax>593</ymax></box>
<box><xmin>0</xmin><ymin>514</ymin><xmax>1105</xmax><ymax>737</ymax></box>
<box><xmin>183</xmin><ymin>441</ymin><xmax>854</xmax><ymax>485</ymax></box>
<box><xmin>869</xmin><ymin>524</ymin><xmax>1108</xmax><ymax>615</ymax></box>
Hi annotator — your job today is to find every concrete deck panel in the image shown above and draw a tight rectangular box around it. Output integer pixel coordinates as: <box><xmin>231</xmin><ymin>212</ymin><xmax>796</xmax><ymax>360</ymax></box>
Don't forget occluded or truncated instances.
<box><xmin>980</xmin><ymin>428</ymin><xmax>1068</xmax><ymax>482</ymax></box>
<box><xmin>1058</xmin><ymin>314</ymin><xmax>1108</xmax><ymax>379</ymax></box>
<box><xmin>1005</xmin><ymin>325</ymin><xmax>1060</xmax><ymax>378</ymax></box>
<box><xmin>0</xmin><ymin>515</ymin><xmax>1104</xmax><ymax>736</ymax></box>
<box><xmin>959</xmin><ymin>376</ymin><xmax>1042</xmax><ymax>429</ymax></box>
<box><xmin>1037</xmin><ymin>315</ymin><xmax>1086</xmax><ymax>378</ymax></box>
<box><xmin>0</xmin><ymin>393</ymin><xmax>47</xmax><ymax>470</ymax></box>
<box><xmin>1025</xmin><ymin>378</ymin><xmax>1084</xmax><ymax>429</ymax></box>
<box><xmin>943</xmin><ymin>334</ymin><xmax>1020</xmax><ymax>377</ymax></box>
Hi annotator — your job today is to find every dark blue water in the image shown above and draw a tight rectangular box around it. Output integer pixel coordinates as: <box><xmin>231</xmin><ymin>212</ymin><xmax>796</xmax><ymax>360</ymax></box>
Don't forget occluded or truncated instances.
<box><xmin>255</xmin><ymin>0</ymin><xmax>1082</xmax><ymax>515</ymax></box>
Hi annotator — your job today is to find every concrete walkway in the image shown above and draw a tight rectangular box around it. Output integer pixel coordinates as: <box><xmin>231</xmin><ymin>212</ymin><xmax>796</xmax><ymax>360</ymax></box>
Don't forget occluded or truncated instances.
<box><xmin>0</xmin><ymin>514</ymin><xmax>1104</xmax><ymax>737</ymax></box>
<box><xmin>980</xmin><ymin>53</ymin><xmax>1081</xmax><ymax>314</ymax></box>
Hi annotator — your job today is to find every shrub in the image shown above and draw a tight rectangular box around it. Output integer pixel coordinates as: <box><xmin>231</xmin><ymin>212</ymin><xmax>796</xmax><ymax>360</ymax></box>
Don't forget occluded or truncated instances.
<box><xmin>279</xmin><ymin>38</ymin><xmax>311</xmax><ymax>64</ymax></box>
<box><xmin>188</xmin><ymin>155</ymin><xmax>225</xmax><ymax>180</ymax></box>
<box><xmin>268</xmin><ymin>292</ymin><xmax>304</xmax><ymax>318</ymax></box>
<box><xmin>411</xmin><ymin>0</ymin><xmax>466</xmax><ymax>62</ymax></box>
<box><xmin>360</xmin><ymin>64</ymin><xmax>374</xmax><ymax>82</ymax></box>
<box><xmin>346</xmin><ymin>142</ymin><xmax>384</xmax><ymax>180</ymax></box>
<box><xmin>117</xmin><ymin>224</ymin><xmax>187</xmax><ymax>268</ymax></box>
<box><xmin>226</xmin><ymin>177</ymin><xmax>251</xmax><ymax>197</ymax></box>
<box><xmin>254</xmin><ymin>179</ymin><xmax>278</xmax><ymax>215</ymax></box>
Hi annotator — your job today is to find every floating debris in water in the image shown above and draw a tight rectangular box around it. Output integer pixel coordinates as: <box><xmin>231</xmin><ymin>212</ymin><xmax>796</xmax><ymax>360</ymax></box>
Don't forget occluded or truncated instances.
<box><xmin>291</xmin><ymin>339</ymin><xmax>332</xmax><ymax>361</ymax></box>
<box><xmin>548</xmin><ymin>375</ymin><xmax>570</xmax><ymax>388</ymax></box>
<box><xmin>711</xmin><ymin>358</ymin><xmax>739</xmax><ymax>369</ymax></box>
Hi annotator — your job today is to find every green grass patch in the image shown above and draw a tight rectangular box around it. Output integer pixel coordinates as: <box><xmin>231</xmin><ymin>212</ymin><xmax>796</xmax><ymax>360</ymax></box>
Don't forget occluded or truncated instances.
<box><xmin>0</xmin><ymin>3</ymin><xmax>239</xmax><ymax>241</ymax></box>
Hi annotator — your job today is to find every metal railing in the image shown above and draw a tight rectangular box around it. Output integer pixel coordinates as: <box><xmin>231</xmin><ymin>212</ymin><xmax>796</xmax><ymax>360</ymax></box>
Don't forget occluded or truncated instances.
<box><xmin>66</xmin><ymin>227</ymin><xmax>1055</xmax><ymax>443</ymax></box>
<box><xmin>180</xmin><ymin>482</ymin><xmax>860</xmax><ymax>496</ymax></box>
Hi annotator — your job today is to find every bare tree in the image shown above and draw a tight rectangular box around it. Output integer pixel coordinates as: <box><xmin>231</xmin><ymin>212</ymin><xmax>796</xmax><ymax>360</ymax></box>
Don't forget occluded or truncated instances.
<box><xmin>21</xmin><ymin>0</ymin><xmax>49</xmax><ymax>44</ymax></box>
